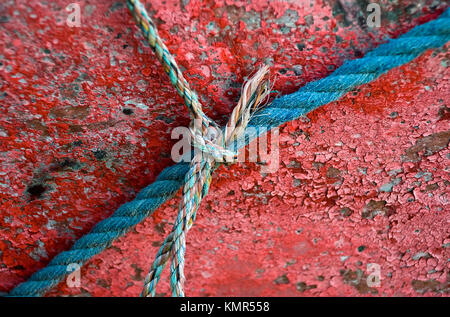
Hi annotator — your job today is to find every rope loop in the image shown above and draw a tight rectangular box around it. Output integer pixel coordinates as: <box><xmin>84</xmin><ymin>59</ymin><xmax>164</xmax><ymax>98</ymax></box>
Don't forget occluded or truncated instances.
<box><xmin>189</xmin><ymin>65</ymin><xmax>272</xmax><ymax>165</ymax></box>
<box><xmin>189</xmin><ymin>120</ymin><xmax>235</xmax><ymax>163</ymax></box>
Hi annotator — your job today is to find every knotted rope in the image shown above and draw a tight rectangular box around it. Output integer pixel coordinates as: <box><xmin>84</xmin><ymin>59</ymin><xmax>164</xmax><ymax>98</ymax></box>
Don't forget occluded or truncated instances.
<box><xmin>127</xmin><ymin>0</ymin><xmax>272</xmax><ymax>296</ymax></box>
<box><xmin>141</xmin><ymin>69</ymin><xmax>271</xmax><ymax>296</ymax></box>
<box><xmin>8</xmin><ymin>5</ymin><xmax>450</xmax><ymax>297</ymax></box>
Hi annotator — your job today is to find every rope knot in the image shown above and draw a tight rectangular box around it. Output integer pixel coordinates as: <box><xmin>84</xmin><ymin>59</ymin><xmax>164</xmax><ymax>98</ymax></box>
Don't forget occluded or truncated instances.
<box><xmin>189</xmin><ymin>121</ymin><xmax>236</xmax><ymax>163</ymax></box>
<box><xmin>189</xmin><ymin>65</ymin><xmax>272</xmax><ymax>164</ymax></box>
<box><xmin>131</xmin><ymin>0</ymin><xmax>273</xmax><ymax>296</ymax></box>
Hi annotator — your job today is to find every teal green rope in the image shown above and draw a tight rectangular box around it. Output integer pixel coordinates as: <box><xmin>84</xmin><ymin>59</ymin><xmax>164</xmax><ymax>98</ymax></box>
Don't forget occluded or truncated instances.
<box><xmin>8</xmin><ymin>7</ymin><xmax>450</xmax><ymax>297</ymax></box>
<box><xmin>140</xmin><ymin>159</ymin><xmax>215</xmax><ymax>297</ymax></box>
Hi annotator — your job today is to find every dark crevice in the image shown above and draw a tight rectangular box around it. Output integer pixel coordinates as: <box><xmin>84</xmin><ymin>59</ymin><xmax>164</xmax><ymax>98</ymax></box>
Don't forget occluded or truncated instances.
<box><xmin>27</xmin><ymin>184</ymin><xmax>47</xmax><ymax>199</ymax></box>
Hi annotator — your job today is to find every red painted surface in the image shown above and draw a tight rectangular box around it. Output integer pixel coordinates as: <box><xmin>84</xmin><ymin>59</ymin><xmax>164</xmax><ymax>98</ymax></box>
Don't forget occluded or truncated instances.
<box><xmin>0</xmin><ymin>0</ymin><xmax>449</xmax><ymax>296</ymax></box>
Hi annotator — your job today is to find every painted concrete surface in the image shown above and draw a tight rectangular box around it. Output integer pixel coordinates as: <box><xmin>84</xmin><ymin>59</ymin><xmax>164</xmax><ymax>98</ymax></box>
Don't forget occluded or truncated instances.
<box><xmin>0</xmin><ymin>0</ymin><xmax>448</xmax><ymax>296</ymax></box>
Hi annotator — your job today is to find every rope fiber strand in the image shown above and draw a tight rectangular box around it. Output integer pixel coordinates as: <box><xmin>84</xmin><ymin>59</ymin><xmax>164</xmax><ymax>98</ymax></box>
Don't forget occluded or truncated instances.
<box><xmin>8</xmin><ymin>5</ymin><xmax>450</xmax><ymax>296</ymax></box>
<box><xmin>127</xmin><ymin>0</ymin><xmax>272</xmax><ymax>297</ymax></box>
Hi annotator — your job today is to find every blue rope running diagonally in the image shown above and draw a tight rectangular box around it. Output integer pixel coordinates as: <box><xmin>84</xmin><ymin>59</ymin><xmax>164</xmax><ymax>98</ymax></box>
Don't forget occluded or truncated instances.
<box><xmin>8</xmin><ymin>6</ymin><xmax>450</xmax><ymax>296</ymax></box>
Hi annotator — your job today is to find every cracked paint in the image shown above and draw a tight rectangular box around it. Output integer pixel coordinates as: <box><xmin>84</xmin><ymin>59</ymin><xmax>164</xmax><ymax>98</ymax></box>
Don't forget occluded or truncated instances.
<box><xmin>0</xmin><ymin>0</ymin><xmax>449</xmax><ymax>296</ymax></box>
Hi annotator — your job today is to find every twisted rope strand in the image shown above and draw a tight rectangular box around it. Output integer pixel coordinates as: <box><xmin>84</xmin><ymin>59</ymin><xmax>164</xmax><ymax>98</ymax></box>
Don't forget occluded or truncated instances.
<box><xmin>168</xmin><ymin>157</ymin><xmax>214</xmax><ymax>297</ymax></box>
<box><xmin>143</xmin><ymin>66</ymin><xmax>270</xmax><ymax>297</ymax></box>
<box><xmin>128</xmin><ymin>0</ymin><xmax>275</xmax><ymax>296</ymax></box>
<box><xmin>166</xmin><ymin>67</ymin><xmax>270</xmax><ymax>296</ymax></box>
<box><xmin>141</xmin><ymin>156</ymin><xmax>213</xmax><ymax>297</ymax></box>
<box><xmin>249</xmin><ymin>9</ymin><xmax>450</xmax><ymax>129</ymax></box>
<box><xmin>126</xmin><ymin>0</ymin><xmax>214</xmax><ymax>130</ymax></box>
<box><xmin>8</xmin><ymin>162</ymin><xmax>189</xmax><ymax>296</ymax></box>
<box><xmin>8</xmin><ymin>7</ymin><xmax>450</xmax><ymax>297</ymax></box>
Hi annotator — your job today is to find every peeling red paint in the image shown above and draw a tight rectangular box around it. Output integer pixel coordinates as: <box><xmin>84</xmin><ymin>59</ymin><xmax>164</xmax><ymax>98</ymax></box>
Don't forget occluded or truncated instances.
<box><xmin>0</xmin><ymin>0</ymin><xmax>449</xmax><ymax>296</ymax></box>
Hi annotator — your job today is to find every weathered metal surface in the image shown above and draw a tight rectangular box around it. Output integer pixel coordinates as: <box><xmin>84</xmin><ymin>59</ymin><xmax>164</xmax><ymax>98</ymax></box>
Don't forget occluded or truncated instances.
<box><xmin>0</xmin><ymin>0</ymin><xmax>448</xmax><ymax>296</ymax></box>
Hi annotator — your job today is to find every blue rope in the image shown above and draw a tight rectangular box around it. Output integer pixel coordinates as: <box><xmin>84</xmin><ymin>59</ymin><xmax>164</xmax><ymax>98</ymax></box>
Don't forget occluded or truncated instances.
<box><xmin>8</xmin><ymin>8</ymin><xmax>450</xmax><ymax>296</ymax></box>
